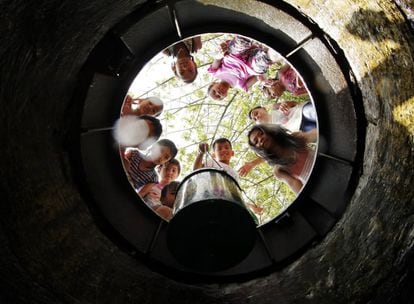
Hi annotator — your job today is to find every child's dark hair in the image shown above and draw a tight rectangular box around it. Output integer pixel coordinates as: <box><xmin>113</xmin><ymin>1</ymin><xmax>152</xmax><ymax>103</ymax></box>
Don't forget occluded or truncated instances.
<box><xmin>156</xmin><ymin>139</ymin><xmax>178</xmax><ymax>159</ymax></box>
<box><xmin>207</xmin><ymin>83</ymin><xmax>214</xmax><ymax>97</ymax></box>
<box><xmin>212</xmin><ymin>137</ymin><xmax>232</xmax><ymax>149</ymax></box>
<box><xmin>146</xmin><ymin>96</ymin><xmax>164</xmax><ymax>117</ymax></box>
<box><xmin>157</xmin><ymin>158</ymin><xmax>181</xmax><ymax>175</ymax></box>
<box><xmin>160</xmin><ymin>181</ymin><xmax>180</xmax><ymax>208</ymax></box>
<box><xmin>173</xmin><ymin>60</ymin><xmax>198</xmax><ymax>84</ymax></box>
<box><xmin>207</xmin><ymin>81</ymin><xmax>226</xmax><ymax>100</ymax></box>
<box><xmin>247</xmin><ymin>124</ymin><xmax>306</xmax><ymax>166</ymax></box>
<box><xmin>248</xmin><ymin>106</ymin><xmax>265</xmax><ymax>120</ymax></box>
<box><xmin>140</xmin><ymin>115</ymin><xmax>163</xmax><ymax>140</ymax></box>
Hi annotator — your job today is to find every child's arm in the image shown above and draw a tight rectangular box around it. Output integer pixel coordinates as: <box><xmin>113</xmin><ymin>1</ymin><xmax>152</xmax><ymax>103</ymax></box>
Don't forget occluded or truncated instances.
<box><xmin>273</xmin><ymin>166</ymin><xmax>303</xmax><ymax>194</ymax></box>
<box><xmin>154</xmin><ymin>205</ymin><xmax>173</xmax><ymax>221</ymax></box>
<box><xmin>293</xmin><ymin>87</ymin><xmax>308</xmax><ymax>96</ymax></box>
<box><xmin>121</xmin><ymin>148</ymin><xmax>133</xmax><ymax>171</ymax></box>
<box><xmin>247</xmin><ymin>203</ymin><xmax>264</xmax><ymax>215</ymax></box>
<box><xmin>219</xmin><ymin>41</ymin><xmax>229</xmax><ymax>54</ymax></box>
<box><xmin>245</xmin><ymin>74</ymin><xmax>268</xmax><ymax>91</ymax></box>
<box><xmin>193</xmin><ymin>143</ymin><xmax>209</xmax><ymax>170</ymax></box>
<box><xmin>238</xmin><ymin>157</ymin><xmax>265</xmax><ymax>177</ymax></box>
<box><xmin>138</xmin><ymin>183</ymin><xmax>157</xmax><ymax>197</ymax></box>
<box><xmin>193</xmin><ymin>152</ymin><xmax>204</xmax><ymax>170</ymax></box>
<box><xmin>292</xmin><ymin>129</ymin><xmax>317</xmax><ymax>143</ymax></box>
<box><xmin>293</xmin><ymin>73</ymin><xmax>308</xmax><ymax>96</ymax></box>
<box><xmin>209</xmin><ymin>42</ymin><xmax>228</xmax><ymax>71</ymax></box>
<box><xmin>161</xmin><ymin>48</ymin><xmax>171</xmax><ymax>56</ymax></box>
<box><xmin>192</xmin><ymin>36</ymin><xmax>203</xmax><ymax>52</ymax></box>
<box><xmin>276</xmin><ymin>101</ymin><xmax>297</xmax><ymax>114</ymax></box>
<box><xmin>279</xmin><ymin>64</ymin><xmax>291</xmax><ymax>74</ymax></box>
<box><xmin>210</xmin><ymin>58</ymin><xmax>222</xmax><ymax>70</ymax></box>
<box><xmin>244</xmin><ymin>75</ymin><xmax>260</xmax><ymax>91</ymax></box>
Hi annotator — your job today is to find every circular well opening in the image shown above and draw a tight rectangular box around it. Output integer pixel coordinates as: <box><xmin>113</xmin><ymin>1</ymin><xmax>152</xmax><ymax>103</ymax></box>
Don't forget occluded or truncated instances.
<box><xmin>119</xmin><ymin>32</ymin><xmax>318</xmax><ymax>226</ymax></box>
<box><xmin>77</xmin><ymin>1</ymin><xmax>362</xmax><ymax>280</ymax></box>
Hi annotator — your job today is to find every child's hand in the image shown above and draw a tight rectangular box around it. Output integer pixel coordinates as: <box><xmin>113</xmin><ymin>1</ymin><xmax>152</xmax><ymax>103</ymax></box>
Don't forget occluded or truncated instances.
<box><xmin>219</xmin><ymin>42</ymin><xmax>228</xmax><ymax>55</ymax></box>
<box><xmin>257</xmin><ymin>75</ymin><xmax>268</xmax><ymax>83</ymax></box>
<box><xmin>121</xmin><ymin>149</ymin><xmax>133</xmax><ymax>171</ymax></box>
<box><xmin>121</xmin><ymin>95</ymin><xmax>133</xmax><ymax>116</ymax></box>
<box><xmin>262</xmin><ymin>78</ymin><xmax>274</xmax><ymax>86</ymax></box>
<box><xmin>278</xmin><ymin>101</ymin><xmax>297</xmax><ymax>114</ymax></box>
<box><xmin>247</xmin><ymin>203</ymin><xmax>264</xmax><ymax>215</ymax></box>
<box><xmin>295</xmin><ymin>75</ymin><xmax>304</xmax><ymax>88</ymax></box>
<box><xmin>278</xmin><ymin>102</ymin><xmax>291</xmax><ymax>115</ymax></box>
<box><xmin>198</xmin><ymin>142</ymin><xmax>209</xmax><ymax>154</ymax></box>
<box><xmin>292</xmin><ymin>129</ymin><xmax>317</xmax><ymax>143</ymax></box>
<box><xmin>238</xmin><ymin>162</ymin><xmax>254</xmax><ymax>177</ymax></box>
<box><xmin>123</xmin><ymin>149</ymin><xmax>132</xmax><ymax>160</ymax></box>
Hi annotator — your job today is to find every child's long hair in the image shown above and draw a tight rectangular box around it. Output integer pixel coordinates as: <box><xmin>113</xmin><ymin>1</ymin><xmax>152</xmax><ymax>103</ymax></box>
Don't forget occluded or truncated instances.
<box><xmin>161</xmin><ymin>181</ymin><xmax>180</xmax><ymax>208</ymax></box>
<box><xmin>247</xmin><ymin>124</ymin><xmax>306</xmax><ymax>166</ymax></box>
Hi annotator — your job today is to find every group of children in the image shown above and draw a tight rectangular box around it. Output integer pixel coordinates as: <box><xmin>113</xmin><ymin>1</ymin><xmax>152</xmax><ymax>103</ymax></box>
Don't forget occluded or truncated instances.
<box><xmin>121</xmin><ymin>135</ymin><xmax>240</xmax><ymax>220</ymax></box>
<box><xmin>161</xmin><ymin>34</ymin><xmax>307</xmax><ymax>100</ymax></box>
<box><xmin>117</xmin><ymin>34</ymin><xmax>318</xmax><ymax>221</ymax></box>
<box><xmin>164</xmin><ymin>34</ymin><xmax>317</xmax><ymax>194</ymax></box>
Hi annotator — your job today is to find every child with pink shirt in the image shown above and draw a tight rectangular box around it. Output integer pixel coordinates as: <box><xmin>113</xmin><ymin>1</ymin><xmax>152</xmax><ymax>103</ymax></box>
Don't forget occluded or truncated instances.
<box><xmin>138</xmin><ymin>159</ymin><xmax>181</xmax><ymax>210</ymax></box>
<box><xmin>207</xmin><ymin>36</ymin><xmax>276</xmax><ymax>100</ymax></box>
<box><xmin>261</xmin><ymin>64</ymin><xmax>308</xmax><ymax>99</ymax></box>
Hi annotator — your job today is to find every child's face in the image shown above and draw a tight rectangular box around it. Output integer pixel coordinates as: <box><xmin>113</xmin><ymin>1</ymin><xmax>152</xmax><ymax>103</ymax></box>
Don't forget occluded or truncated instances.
<box><xmin>250</xmin><ymin>107</ymin><xmax>269</xmax><ymax>123</ymax></box>
<box><xmin>174</xmin><ymin>57</ymin><xmax>196</xmax><ymax>82</ymax></box>
<box><xmin>161</xmin><ymin>186</ymin><xmax>178</xmax><ymax>208</ymax></box>
<box><xmin>209</xmin><ymin>82</ymin><xmax>229</xmax><ymax>100</ymax></box>
<box><xmin>149</xmin><ymin>145</ymin><xmax>172</xmax><ymax>165</ymax></box>
<box><xmin>213</xmin><ymin>141</ymin><xmax>234</xmax><ymax>163</ymax></box>
<box><xmin>249</xmin><ymin>128</ymin><xmax>270</xmax><ymax>150</ymax></box>
<box><xmin>123</xmin><ymin>98</ymin><xmax>162</xmax><ymax>116</ymax></box>
<box><xmin>159</xmin><ymin>164</ymin><xmax>179</xmax><ymax>184</ymax></box>
<box><xmin>137</xmin><ymin>99</ymin><xmax>162</xmax><ymax>116</ymax></box>
<box><xmin>249</xmin><ymin>128</ymin><xmax>290</xmax><ymax>162</ymax></box>
<box><xmin>267</xmin><ymin>80</ymin><xmax>285</xmax><ymax>98</ymax></box>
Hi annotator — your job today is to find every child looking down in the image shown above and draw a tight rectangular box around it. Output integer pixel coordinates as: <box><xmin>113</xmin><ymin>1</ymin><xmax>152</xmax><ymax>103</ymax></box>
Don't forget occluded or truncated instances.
<box><xmin>193</xmin><ymin>138</ymin><xmax>239</xmax><ymax>183</ymax></box>
<box><xmin>207</xmin><ymin>35</ymin><xmax>277</xmax><ymax>100</ymax></box>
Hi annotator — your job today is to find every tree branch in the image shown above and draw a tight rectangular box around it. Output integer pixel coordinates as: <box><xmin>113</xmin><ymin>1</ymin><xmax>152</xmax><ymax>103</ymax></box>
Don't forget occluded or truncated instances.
<box><xmin>209</xmin><ymin>92</ymin><xmax>238</xmax><ymax>146</ymax></box>
<box><xmin>137</xmin><ymin>76</ymin><xmax>174</xmax><ymax>98</ymax></box>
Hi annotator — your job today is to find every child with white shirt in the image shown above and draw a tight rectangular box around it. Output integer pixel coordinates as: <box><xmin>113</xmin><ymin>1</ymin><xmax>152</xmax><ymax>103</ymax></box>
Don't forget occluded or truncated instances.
<box><xmin>193</xmin><ymin>138</ymin><xmax>239</xmax><ymax>183</ymax></box>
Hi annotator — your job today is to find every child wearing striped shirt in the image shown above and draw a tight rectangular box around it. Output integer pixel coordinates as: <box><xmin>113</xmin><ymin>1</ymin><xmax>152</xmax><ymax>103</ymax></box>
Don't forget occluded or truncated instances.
<box><xmin>123</xmin><ymin>139</ymin><xmax>178</xmax><ymax>191</ymax></box>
